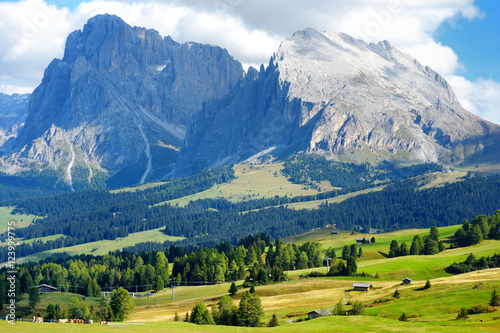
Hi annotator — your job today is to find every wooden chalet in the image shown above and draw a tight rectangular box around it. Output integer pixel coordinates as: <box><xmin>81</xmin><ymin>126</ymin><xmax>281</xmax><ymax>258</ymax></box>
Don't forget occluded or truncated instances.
<box><xmin>402</xmin><ymin>277</ymin><xmax>412</xmax><ymax>285</ymax></box>
<box><xmin>352</xmin><ymin>283</ymin><xmax>373</xmax><ymax>291</ymax></box>
<box><xmin>307</xmin><ymin>309</ymin><xmax>332</xmax><ymax>320</ymax></box>
<box><xmin>355</xmin><ymin>237</ymin><xmax>370</xmax><ymax>244</ymax></box>
<box><xmin>36</xmin><ymin>284</ymin><xmax>58</xmax><ymax>293</ymax></box>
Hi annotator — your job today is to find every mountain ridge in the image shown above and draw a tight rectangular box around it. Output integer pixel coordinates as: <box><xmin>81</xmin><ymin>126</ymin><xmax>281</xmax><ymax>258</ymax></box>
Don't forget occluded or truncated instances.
<box><xmin>1</xmin><ymin>18</ymin><xmax>498</xmax><ymax>189</ymax></box>
<box><xmin>2</xmin><ymin>14</ymin><xmax>245</xmax><ymax>187</ymax></box>
<box><xmin>175</xmin><ymin>27</ymin><xmax>500</xmax><ymax>175</ymax></box>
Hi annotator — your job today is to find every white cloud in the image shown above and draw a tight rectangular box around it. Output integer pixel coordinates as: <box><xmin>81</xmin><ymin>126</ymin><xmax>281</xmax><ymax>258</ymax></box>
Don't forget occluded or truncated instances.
<box><xmin>447</xmin><ymin>76</ymin><xmax>500</xmax><ymax>125</ymax></box>
<box><xmin>0</xmin><ymin>0</ymin><xmax>498</xmax><ymax>124</ymax></box>
<box><xmin>400</xmin><ymin>40</ymin><xmax>463</xmax><ymax>77</ymax></box>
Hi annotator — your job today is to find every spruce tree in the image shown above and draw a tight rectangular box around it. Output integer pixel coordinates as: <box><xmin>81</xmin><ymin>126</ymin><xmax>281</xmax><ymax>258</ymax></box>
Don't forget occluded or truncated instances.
<box><xmin>398</xmin><ymin>312</ymin><xmax>408</xmax><ymax>321</ymax></box>
<box><xmin>28</xmin><ymin>287</ymin><xmax>40</xmax><ymax>310</ymax></box>
<box><xmin>490</xmin><ymin>289</ymin><xmax>500</xmax><ymax>307</ymax></box>
<box><xmin>424</xmin><ymin>280</ymin><xmax>431</xmax><ymax>289</ymax></box>
<box><xmin>229</xmin><ymin>282</ymin><xmax>238</xmax><ymax>296</ymax></box>
<box><xmin>393</xmin><ymin>289</ymin><xmax>400</xmax><ymax>299</ymax></box>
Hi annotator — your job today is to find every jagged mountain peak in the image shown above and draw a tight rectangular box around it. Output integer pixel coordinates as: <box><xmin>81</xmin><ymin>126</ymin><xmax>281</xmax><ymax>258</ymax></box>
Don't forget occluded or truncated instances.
<box><xmin>3</xmin><ymin>15</ymin><xmax>245</xmax><ymax>188</ymax></box>
<box><xmin>176</xmin><ymin>29</ymin><xmax>499</xmax><ymax>175</ymax></box>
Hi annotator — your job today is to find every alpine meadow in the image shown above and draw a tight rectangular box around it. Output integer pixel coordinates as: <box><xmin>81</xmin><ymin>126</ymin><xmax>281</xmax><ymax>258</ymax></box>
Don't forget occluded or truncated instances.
<box><xmin>1</xmin><ymin>2</ymin><xmax>500</xmax><ymax>332</ymax></box>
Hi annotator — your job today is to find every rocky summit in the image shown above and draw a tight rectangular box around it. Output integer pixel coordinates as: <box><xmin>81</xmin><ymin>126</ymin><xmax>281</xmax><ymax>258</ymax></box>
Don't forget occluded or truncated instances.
<box><xmin>0</xmin><ymin>93</ymin><xmax>30</xmax><ymax>151</ymax></box>
<box><xmin>176</xmin><ymin>28</ymin><xmax>500</xmax><ymax>175</ymax></box>
<box><xmin>1</xmin><ymin>14</ymin><xmax>244</xmax><ymax>188</ymax></box>
<box><xmin>2</xmin><ymin>19</ymin><xmax>499</xmax><ymax>187</ymax></box>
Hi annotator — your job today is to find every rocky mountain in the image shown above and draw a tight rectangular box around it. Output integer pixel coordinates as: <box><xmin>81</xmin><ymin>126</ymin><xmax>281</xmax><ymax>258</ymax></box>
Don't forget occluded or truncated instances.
<box><xmin>176</xmin><ymin>28</ymin><xmax>500</xmax><ymax>174</ymax></box>
<box><xmin>0</xmin><ymin>93</ymin><xmax>30</xmax><ymax>150</ymax></box>
<box><xmin>1</xmin><ymin>14</ymin><xmax>244</xmax><ymax>188</ymax></box>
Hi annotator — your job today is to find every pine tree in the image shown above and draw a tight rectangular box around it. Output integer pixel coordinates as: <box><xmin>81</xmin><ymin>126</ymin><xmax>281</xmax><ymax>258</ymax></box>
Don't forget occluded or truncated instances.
<box><xmin>249</xmin><ymin>285</ymin><xmax>256</xmax><ymax>294</ymax></box>
<box><xmin>45</xmin><ymin>303</ymin><xmax>56</xmax><ymax>320</ymax></box>
<box><xmin>190</xmin><ymin>302</ymin><xmax>214</xmax><ymax>325</ymax></box>
<box><xmin>268</xmin><ymin>314</ymin><xmax>279</xmax><ymax>327</ymax></box>
<box><xmin>229</xmin><ymin>282</ymin><xmax>238</xmax><ymax>296</ymax></box>
<box><xmin>174</xmin><ymin>312</ymin><xmax>180</xmax><ymax>321</ymax></box>
<box><xmin>214</xmin><ymin>295</ymin><xmax>237</xmax><ymax>326</ymax></box>
<box><xmin>389</xmin><ymin>240</ymin><xmax>399</xmax><ymax>258</ymax></box>
<box><xmin>341</xmin><ymin>245</ymin><xmax>350</xmax><ymax>260</ymax></box>
<box><xmin>153</xmin><ymin>276</ymin><xmax>164</xmax><ymax>292</ymax></box>
<box><xmin>237</xmin><ymin>291</ymin><xmax>264</xmax><ymax>327</ymax></box>
<box><xmin>110</xmin><ymin>287</ymin><xmax>135</xmax><ymax>321</ymax></box>
<box><xmin>429</xmin><ymin>226</ymin><xmax>440</xmax><ymax>242</ymax></box>
<box><xmin>28</xmin><ymin>287</ymin><xmax>40</xmax><ymax>310</ymax></box>
<box><xmin>424</xmin><ymin>280</ymin><xmax>431</xmax><ymax>289</ymax></box>
<box><xmin>490</xmin><ymin>289</ymin><xmax>500</xmax><ymax>307</ymax></box>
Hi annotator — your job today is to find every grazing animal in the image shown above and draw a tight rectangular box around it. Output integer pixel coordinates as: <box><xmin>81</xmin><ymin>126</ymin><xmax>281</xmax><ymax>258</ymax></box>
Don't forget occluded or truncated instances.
<box><xmin>33</xmin><ymin>316</ymin><xmax>43</xmax><ymax>323</ymax></box>
<box><xmin>70</xmin><ymin>319</ymin><xmax>76</xmax><ymax>323</ymax></box>
<box><xmin>100</xmin><ymin>320</ymin><xmax>108</xmax><ymax>325</ymax></box>
<box><xmin>89</xmin><ymin>319</ymin><xmax>93</xmax><ymax>324</ymax></box>
<box><xmin>58</xmin><ymin>319</ymin><xmax>68</xmax><ymax>323</ymax></box>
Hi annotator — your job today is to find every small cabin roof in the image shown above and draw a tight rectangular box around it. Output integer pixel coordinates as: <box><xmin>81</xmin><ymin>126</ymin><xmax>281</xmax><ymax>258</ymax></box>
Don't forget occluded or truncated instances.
<box><xmin>353</xmin><ymin>283</ymin><xmax>372</xmax><ymax>288</ymax></box>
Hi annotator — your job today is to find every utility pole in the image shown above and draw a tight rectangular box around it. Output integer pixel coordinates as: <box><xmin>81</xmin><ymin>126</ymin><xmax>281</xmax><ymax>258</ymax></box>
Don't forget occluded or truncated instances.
<box><xmin>169</xmin><ymin>281</ymin><xmax>177</xmax><ymax>300</ymax></box>
<box><xmin>324</xmin><ymin>256</ymin><xmax>331</xmax><ymax>273</ymax></box>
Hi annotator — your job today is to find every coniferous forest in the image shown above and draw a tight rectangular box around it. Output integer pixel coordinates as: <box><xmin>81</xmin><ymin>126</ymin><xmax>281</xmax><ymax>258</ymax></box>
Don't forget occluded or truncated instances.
<box><xmin>1</xmin><ymin>164</ymin><xmax>500</xmax><ymax>262</ymax></box>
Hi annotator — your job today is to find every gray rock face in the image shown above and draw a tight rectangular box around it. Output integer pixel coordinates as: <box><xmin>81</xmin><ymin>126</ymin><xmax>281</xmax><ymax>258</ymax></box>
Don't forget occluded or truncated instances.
<box><xmin>0</xmin><ymin>93</ymin><xmax>30</xmax><ymax>150</ymax></box>
<box><xmin>4</xmin><ymin>14</ymin><xmax>244</xmax><ymax>186</ymax></box>
<box><xmin>176</xmin><ymin>28</ymin><xmax>500</xmax><ymax>174</ymax></box>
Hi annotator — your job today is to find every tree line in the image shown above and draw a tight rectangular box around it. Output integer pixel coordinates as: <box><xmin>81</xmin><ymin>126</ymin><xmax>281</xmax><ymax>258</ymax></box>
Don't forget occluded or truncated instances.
<box><xmin>2</xmin><ymin>174</ymin><xmax>500</xmax><ymax>262</ymax></box>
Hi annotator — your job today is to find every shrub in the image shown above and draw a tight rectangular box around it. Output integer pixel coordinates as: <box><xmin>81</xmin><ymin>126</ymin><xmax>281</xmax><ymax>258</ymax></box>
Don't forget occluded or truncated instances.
<box><xmin>456</xmin><ymin>307</ymin><xmax>469</xmax><ymax>320</ymax></box>
<box><xmin>398</xmin><ymin>313</ymin><xmax>408</xmax><ymax>321</ymax></box>
<box><xmin>268</xmin><ymin>314</ymin><xmax>279</xmax><ymax>327</ymax></box>
<box><xmin>350</xmin><ymin>301</ymin><xmax>364</xmax><ymax>315</ymax></box>
<box><xmin>393</xmin><ymin>289</ymin><xmax>400</xmax><ymax>299</ymax></box>
<box><xmin>423</xmin><ymin>280</ymin><xmax>431</xmax><ymax>289</ymax></box>
<box><xmin>466</xmin><ymin>305</ymin><xmax>489</xmax><ymax>315</ymax></box>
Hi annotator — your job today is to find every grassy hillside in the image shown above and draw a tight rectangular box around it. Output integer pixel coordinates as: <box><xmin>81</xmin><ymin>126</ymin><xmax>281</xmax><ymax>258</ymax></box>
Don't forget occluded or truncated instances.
<box><xmin>3</xmin><ymin>224</ymin><xmax>499</xmax><ymax>332</ymax></box>
<box><xmin>0</xmin><ymin>206</ymin><xmax>40</xmax><ymax>233</ymax></box>
<box><xmin>13</xmin><ymin>227</ymin><xmax>184</xmax><ymax>264</ymax></box>
<box><xmin>5</xmin><ymin>268</ymin><xmax>498</xmax><ymax>332</ymax></box>
<box><xmin>159</xmin><ymin>166</ymin><xmax>468</xmax><ymax>210</ymax></box>
<box><xmin>157</xmin><ymin>164</ymin><xmax>332</xmax><ymax>207</ymax></box>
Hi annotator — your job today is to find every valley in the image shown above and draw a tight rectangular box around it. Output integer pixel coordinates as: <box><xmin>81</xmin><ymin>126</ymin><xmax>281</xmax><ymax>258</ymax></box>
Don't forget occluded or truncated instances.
<box><xmin>0</xmin><ymin>12</ymin><xmax>499</xmax><ymax>333</ymax></box>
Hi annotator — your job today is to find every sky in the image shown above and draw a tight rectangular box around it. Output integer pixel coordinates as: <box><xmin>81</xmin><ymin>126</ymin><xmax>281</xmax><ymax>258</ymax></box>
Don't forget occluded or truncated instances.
<box><xmin>0</xmin><ymin>0</ymin><xmax>498</xmax><ymax>124</ymax></box>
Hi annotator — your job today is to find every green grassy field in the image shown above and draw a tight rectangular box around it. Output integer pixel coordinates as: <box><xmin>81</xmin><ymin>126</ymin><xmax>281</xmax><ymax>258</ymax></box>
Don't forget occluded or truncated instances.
<box><xmin>283</xmin><ymin>225</ymin><xmax>500</xmax><ymax>280</ymax></box>
<box><xmin>4</xmin><ymin>267</ymin><xmax>499</xmax><ymax>332</ymax></box>
<box><xmin>110</xmin><ymin>181</ymin><xmax>169</xmax><ymax>194</ymax></box>
<box><xmin>0</xmin><ymin>206</ymin><xmax>40</xmax><ymax>233</ymax></box>
<box><xmin>156</xmin><ymin>164</ymin><xmax>333</xmax><ymax>207</ymax></box>
<box><xmin>12</xmin><ymin>227</ymin><xmax>184</xmax><ymax>264</ymax></box>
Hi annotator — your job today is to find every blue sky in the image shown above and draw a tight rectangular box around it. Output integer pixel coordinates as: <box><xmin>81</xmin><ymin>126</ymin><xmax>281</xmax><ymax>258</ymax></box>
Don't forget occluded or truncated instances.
<box><xmin>0</xmin><ymin>0</ymin><xmax>498</xmax><ymax>123</ymax></box>
<box><xmin>434</xmin><ymin>0</ymin><xmax>500</xmax><ymax>81</ymax></box>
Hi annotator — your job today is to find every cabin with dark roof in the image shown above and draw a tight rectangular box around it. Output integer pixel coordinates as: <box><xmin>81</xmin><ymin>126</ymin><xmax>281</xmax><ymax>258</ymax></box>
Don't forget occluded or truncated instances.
<box><xmin>307</xmin><ymin>309</ymin><xmax>332</xmax><ymax>319</ymax></box>
<box><xmin>402</xmin><ymin>277</ymin><xmax>412</xmax><ymax>285</ymax></box>
<box><xmin>355</xmin><ymin>237</ymin><xmax>370</xmax><ymax>244</ymax></box>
